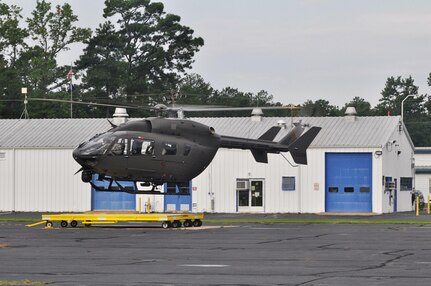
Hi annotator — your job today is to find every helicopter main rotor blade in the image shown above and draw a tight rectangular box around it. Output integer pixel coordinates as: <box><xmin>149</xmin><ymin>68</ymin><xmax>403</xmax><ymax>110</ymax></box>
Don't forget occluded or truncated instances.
<box><xmin>2</xmin><ymin>97</ymin><xmax>302</xmax><ymax>114</ymax></box>
<box><xmin>176</xmin><ymin>106</ymin><xmax>301</xmax><ymax>112</ymax></box>
<box><xmin>28</xmin><ymin>98</ymin><xmax>146</xmax><ymax>110</ymax></box>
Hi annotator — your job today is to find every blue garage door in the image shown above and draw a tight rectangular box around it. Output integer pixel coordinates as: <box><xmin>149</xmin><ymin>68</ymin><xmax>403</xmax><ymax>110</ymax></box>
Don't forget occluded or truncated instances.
<box><xmin>91</xmin><ymin>175</ymin><xmax>136</xmax><ymax>211</ymax></box>
<box><xmin>325</xmin><ymin>153</ymin><xmax>372</xmax><ymax>212</ymax></box>
<box><xmin>164</xmin><ymin>182</ymin><xmax>192</xmax><ymax>212</ymax></box>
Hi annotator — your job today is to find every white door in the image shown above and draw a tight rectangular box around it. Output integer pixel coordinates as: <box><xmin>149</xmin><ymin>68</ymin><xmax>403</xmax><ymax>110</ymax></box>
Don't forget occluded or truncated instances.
<box><xmin>237</xmin><ymin>179</ymin><xmax>264</xmax><ymax>213</ymax></box>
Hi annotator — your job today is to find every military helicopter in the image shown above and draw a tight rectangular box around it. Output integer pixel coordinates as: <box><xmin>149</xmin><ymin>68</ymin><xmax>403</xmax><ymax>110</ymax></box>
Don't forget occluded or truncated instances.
<box><xmin>19</xmin><ymin>98</ymin><xmax>321</xmax><ymax>194</ymax></box>
<box><xmin>72</xmin><ymin>109</ymin><xmax>320</xmax><ymax>194</ymax></box>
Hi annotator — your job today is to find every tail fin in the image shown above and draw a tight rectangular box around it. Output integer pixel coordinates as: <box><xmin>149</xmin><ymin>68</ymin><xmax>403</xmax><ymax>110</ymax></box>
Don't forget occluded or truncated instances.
<box><xmin>251</xmin><ymin>126</ymin><xmax>282</xmax><ymax>163</ymax></box>
<box><xmin>258</xmin><ymin>126</ymin><xmax>281</xmax><ymax>141</ymax></box>
<box><xmin>251</xmin><ymin>149</ymin><xmax>268</xmax><ymax>163</ymax></box>
<box><xmin>288</xmin><ymin>127</ymin><xmax>321</xmax><ymax>165</ymax></box>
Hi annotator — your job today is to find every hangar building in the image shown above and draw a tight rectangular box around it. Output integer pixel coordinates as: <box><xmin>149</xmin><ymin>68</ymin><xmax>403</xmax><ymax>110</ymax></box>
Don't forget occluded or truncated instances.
<box><xmin>414</xmin><ymin>147</ymin><xmax>431</xmax><ymax>199</ymax></box>
<box><xmin>0</xmin><ymin>110</ymin><xmax>415</xmax><ymax>214</ymax></box>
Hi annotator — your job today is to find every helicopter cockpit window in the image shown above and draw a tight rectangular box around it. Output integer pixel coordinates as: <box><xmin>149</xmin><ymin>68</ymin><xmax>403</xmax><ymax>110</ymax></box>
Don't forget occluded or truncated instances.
<box><xmin>110</xmin><ymin>138</ymin><xmax>127</xmax><ymax>155</ymax></box>
<box><xmin>162</xmin><ymin>143</ymin><xmax>177</xmax><ymax>155</ymax></box>
<box><xmin>130</xmin><ymin>139</ymin><xmax>154</xmax><ymax>155</ymax></box>
<box><xmin>79</xmin><ymin>132</ymin><xmax>115</xmax><ymax>155</ymax></box>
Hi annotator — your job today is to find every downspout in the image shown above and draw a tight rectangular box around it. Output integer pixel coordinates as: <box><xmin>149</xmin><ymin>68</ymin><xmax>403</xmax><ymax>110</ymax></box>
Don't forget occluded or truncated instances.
<box><xmin>12</xmin><ymin>148</ymin><xmax>16</xmax><ymax>212</ymax></box>
<box><xmin>298</xmin><ymin>164</ymin><xmax>302</xmax><ymax>213</ymax></box>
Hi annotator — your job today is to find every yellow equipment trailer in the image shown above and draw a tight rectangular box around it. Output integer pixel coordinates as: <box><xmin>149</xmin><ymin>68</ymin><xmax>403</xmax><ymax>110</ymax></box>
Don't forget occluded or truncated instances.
<box><xmin>31</xmin><ymin>213</ymin><xmax>204</xmax><ymax>229</ymax></box>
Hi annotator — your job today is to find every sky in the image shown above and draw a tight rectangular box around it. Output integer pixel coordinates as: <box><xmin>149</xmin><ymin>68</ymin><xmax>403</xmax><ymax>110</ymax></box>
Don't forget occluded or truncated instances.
<box><xmin>4</xmin><ymin>0</ymin><xmax>431</xmax><ymax>107</ymax></box>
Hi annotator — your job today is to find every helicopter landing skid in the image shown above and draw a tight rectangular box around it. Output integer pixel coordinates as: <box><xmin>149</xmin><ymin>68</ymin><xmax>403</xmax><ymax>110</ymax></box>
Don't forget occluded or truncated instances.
<box><xmin>89</xmin><ymin>180</ymin><xmax>190</xmax><ymax>196</ymax></box>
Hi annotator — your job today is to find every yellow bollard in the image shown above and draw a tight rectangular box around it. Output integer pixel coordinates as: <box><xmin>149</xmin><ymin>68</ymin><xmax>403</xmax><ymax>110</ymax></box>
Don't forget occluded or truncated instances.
<box><xmin>147</xmin><ymin>197</ymin><xmax>151</xmax><ymax>213</ymax></box>
<box><xmin>428</xmin><ymin>194</ymin><xmax>430</xmax><ymax>215</ymax></box>
<box><xmin>416</xmin><ymin>196</ymin><xmax>419</xmax><ymax>216</ymax></box>
<box><xmin>138</xmin><ymin>197</ymin><xmax>142</xmax><ymax>213</ymax></box>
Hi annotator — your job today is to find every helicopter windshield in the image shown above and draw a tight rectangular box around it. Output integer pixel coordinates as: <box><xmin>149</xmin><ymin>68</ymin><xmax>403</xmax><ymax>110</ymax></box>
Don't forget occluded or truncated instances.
<box><xmin>78</xmin><ymin>132</ymin><xmax>115</xmax><ymax>156</ymax></box>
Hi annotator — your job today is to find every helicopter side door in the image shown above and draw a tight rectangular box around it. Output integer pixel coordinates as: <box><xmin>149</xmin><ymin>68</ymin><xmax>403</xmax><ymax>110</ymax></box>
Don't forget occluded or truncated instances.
<box><xmin>125</xmin><ymin>137</ymin><xmax>158</xmax><ymax>179</ymax></box>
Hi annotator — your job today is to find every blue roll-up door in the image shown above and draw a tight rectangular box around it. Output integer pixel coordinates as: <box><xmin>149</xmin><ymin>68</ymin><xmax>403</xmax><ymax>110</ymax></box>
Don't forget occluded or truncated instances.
<box><xmin>325</xmin><ymin>153</ymin><xmax>372</xmax><ymax>212</ymax></box>
<box><xmin>164</xmin><ymin>182</ymin><xmax>192</xmax><ymax>212</ymax></box>
<box><xmin>91</xmin><ymin>175</ymin><xmax>136</xmax><ymax>211</ymax></box>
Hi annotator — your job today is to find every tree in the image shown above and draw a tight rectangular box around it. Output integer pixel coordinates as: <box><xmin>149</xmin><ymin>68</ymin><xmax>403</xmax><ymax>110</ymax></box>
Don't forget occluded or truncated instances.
<box><xmin>300</xmin><ymin>99</ymin><xmax>340</xmax><ymax>117</ymax></box>
<box><xmin>4</xmin><ymin>0</ymin><xmax>91</xmax><ymax>119</ymax></box>
<box><xmin>0</xmin><ymin>3</ymin><xmax>28</xmax><ymax>118</ymax></box>
<box><xmin>374</xmin><ymin>76</ymin><xmax>431</xmax><ymax>146</ymax></box>
<box><xmin>177</xmin><ymin>73</ymin><xmax>213</xmax><ymax>105</ymax></box>
<box><xmin>0</xmin><ymin>3</ymin><xmax>28</xmax><ymax>66</ymax></box>
<box><xmin>374</xmin><ymin>76</ymin><xmax>425</xmax><ymax>117</ymax></box>
<box><xmin>78</xmin><ymin>0</ymin><xmax>204</xmax><ymax>114</ymax></box>
<box><xmin>341</xmin><ymin>97</ymin><xmax>374</xmax><ymax>116</ymax></box>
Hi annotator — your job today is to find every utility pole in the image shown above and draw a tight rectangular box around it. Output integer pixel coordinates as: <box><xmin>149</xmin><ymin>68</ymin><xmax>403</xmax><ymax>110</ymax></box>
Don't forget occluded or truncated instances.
<box><xmin>401</xmin><ymin>94</ymin><xmax>414</xmax><ymax>122</ymax></box>
<box><xmin>67</xmin><ymin>65</ymin><xmax>74</xmax><ymax>118</ymax></box>
<box><xmin>20</xmin><ymin>87</ymin><xmax>29</xmax><ymax>119</ymax></box>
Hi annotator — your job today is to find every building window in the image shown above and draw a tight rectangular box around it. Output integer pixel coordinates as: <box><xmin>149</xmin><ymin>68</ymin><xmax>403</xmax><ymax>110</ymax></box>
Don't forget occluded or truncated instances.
<box><xmin>236</xmin><ymin>179</ymin><xmax>250</xmax><ymax>207</ymax></box>
<box><xmin>282</xmin><ymin>176</ymin><xmax>295</xmax><ymax>191</ymax></box>
<box><xmin>400</xmin><ymin>177</ymin><xmax>413</xmax><ymax>191</ymax></box>
<box><xmin>0</xmin><ymin>152</ymin><xmax>5</xmax><ymax>159</ymax></box>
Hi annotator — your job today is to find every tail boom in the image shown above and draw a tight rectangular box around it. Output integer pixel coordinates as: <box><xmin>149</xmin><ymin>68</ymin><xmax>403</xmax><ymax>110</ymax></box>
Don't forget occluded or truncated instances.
<box><xmin>219</xmin><ymin>125</ymin><xmax>321</xmax><ymax>165</ymax></box>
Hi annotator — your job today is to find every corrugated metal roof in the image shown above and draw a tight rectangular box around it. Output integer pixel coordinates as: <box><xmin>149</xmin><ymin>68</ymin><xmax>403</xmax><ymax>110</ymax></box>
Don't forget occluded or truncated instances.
<box><xmin>415</xmin><ymin>147</ymin><xmax>431</xmax><ymax>154</ymax></box>
<box><xmin>192</xmin><ymin>116</ymin><xmax>403</xmax><ymax>148</ymax></box>
<box><xmin>0</xmin><ymin>115</ymin><xmax>404</xmax><ymax>148</ymax></box>
<box><xmin>0</xmin><ymin>119</ymin><xmax>111</xmax><ymax>148</ymax></box>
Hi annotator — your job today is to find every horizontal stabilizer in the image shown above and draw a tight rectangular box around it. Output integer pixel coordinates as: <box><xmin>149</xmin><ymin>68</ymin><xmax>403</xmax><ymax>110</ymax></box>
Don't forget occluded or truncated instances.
<box><xmin>251</xmin><ymin>149</ymin><xmax>268</xmax><ymax>163</ymax></box>
<box><xmin>288</xmin><ymin>127</ymin><xmax>321</xmax><ymax>165</ymax></box>
<box><xmin>258</xmin><ymin>126</ymin><xmax>281</xmax><ymax>141</ymax></box>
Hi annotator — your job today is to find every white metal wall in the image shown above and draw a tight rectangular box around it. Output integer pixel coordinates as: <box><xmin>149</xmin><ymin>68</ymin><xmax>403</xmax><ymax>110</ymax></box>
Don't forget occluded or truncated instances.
<box><xmin>415</xmin><ymin>175</ymin><xmax>430</xmax><ymax>198</ymax></box>
<box><xmin>193</xmin><ymin>147</ymin><xmax>387</xmax><ymax>214</ymax></box>
<box><xmin>192</xmin><ymin>149</ymin><xmax>301</xmax><ymax>213</ymax></box>
<box><xmin>0</xmin><ymin>148</ymin><xmax>91</xmax><ymax>212</ymax></box>
<box><xmin>0</xmin><ymin>149</ymin><xmax>14</xmax><ymax>211</ymax></box>
<box><xmin>414</xmin><ymin>152</ymin><xmax>431</xmax><ymax>200</ymax></box>
<box><xmin>300</xmin><ymin>147</ymin><xmax>384</xmax><ymax>213</ymax></box>
<box><xmin>382</xmin><ymin>128</ymin><xmax>415</xmax><ymax>212</ymax></box>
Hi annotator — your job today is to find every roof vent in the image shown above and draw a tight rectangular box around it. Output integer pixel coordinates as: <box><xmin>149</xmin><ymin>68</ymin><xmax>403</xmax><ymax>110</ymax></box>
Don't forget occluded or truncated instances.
<box><xmin>345</xmin><ymin>107</ymin><xmax>357</xmax><ymax>116</ymax></box>
<box><xmin>344</xmin><ymin>106</ymin><xmax>357</xmax><ymax>122</ymax></box>
<box><xmin>113</xmin><ymin>108</ymin><xmax>129</xmax><ymax>125</ymax></box>
<box><xmin>277</xmin><ymin>119</ymin><xmax>287</xmax><ymax>129</ymax></box>
<box><xmin>251</xmin><ymin>108</ymin><xmax>263</xmax><ymax>122</ymax></box>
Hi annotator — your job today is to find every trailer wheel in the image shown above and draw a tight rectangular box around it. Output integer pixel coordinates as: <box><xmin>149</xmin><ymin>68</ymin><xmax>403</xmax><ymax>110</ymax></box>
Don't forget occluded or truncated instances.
<box><xmin>162</xmin><ymin>221</ymin><xmax>171</xmax><ymax>229</ymax></box>
<box><xmin>45</xmin><ymin>221</ymin><xmax>53</xmax><ymax>228</ymax></box>
<box><xmin>70</xmin><ymin>220</ymin><xmax>78</xmax><ymax>228</ymax></box>
<box><xmin>193</xmin><ymin>219</ymin><xmax>202</xmax><ymax>227</ymax></box>
<box><xmin>172</xmin><ymin>220</ymin><xmax>181</xmax><ymax>228</ymax></box>
<box><xmin>183</xmin><ymin>220</ymin><xmax>192</xmax><ymax>227</ymax></box>
<box><xmin>60</xmin><ymin>221</ymin><xmax>68</xmax><ymax>228</ymax></box>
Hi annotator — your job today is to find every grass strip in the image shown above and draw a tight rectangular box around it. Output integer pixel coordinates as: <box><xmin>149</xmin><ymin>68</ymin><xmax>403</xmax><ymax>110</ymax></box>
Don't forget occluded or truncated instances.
<box><xmin>0</xmin><ymin>281</ymin><xmax>48</xmax><ymax>285</ymax></box>
<box><xmin>0</xmin><ymin>218</ymin><xmax>39</xmax><ymax>222</ymax></box>
<box><xmin>205</xmin><ymin>218</ymin><xmax>431</xmax><ymax>225</ymax></box>
<box><xmin>1</xmin><ymin>216</ymin><xmax>431</xmax><ymax>225</ymax></box>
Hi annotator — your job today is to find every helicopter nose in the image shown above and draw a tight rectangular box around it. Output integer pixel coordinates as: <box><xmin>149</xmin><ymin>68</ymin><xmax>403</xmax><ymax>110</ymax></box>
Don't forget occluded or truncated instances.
<box><xmin>73</xmin><ymin>147</ymin><xmax>98</xmax><ymax>167</ymax></box>
<box><xmin>73</xmin><ymin>148</ymin><xmax>86</xmax><ymax>165</ymax></box>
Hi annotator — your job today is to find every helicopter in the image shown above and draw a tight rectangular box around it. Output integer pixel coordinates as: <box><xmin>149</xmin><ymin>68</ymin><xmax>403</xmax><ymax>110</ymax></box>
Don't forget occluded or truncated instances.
<box><xmin>11</xmin><ymin>97</ymin><xmax>321</xmax><ymax>194</ymax></box>
<box><xmin>72</xmin><ymin>107</ymin><xmax>321</xmax><ymax>194</ymax></box>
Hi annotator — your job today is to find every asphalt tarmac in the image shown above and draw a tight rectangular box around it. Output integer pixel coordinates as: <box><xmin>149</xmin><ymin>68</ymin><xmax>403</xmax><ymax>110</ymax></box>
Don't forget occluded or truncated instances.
<box><xmin>1</xmin><ymin>215</ymin><xmax>431</xmax><ymax>285</ymax></box>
